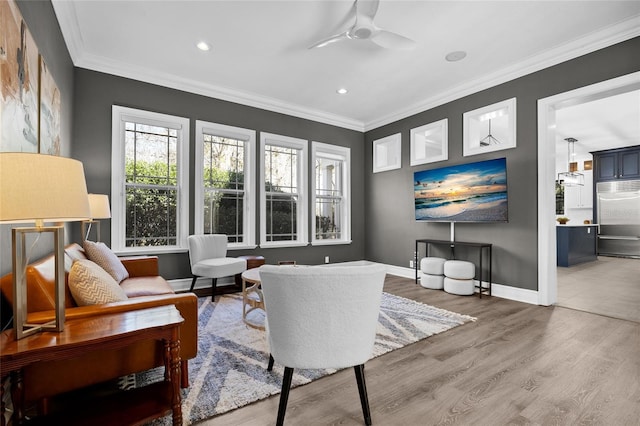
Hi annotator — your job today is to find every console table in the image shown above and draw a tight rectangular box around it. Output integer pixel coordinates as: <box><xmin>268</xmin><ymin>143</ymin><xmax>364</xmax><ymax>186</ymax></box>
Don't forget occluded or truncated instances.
<box><xmin>0</xmin><ymin>305</ymin><xmax>184</xmax><ymax>426</ymax></box>
<box><xmin>415</xmin><ymin>239</ymin><xmax>493</xmax><ymax>297</ymax></box>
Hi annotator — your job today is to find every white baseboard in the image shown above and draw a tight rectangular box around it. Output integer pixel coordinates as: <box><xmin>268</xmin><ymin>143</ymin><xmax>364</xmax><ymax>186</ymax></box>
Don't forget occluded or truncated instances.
<box><xmin>489</xmin><ymin>283</ymin><xmax>539</xmax><ymax>305</ymax></box>
<box><xmin>385</xmin><ymin>264</ymin><xmax>416</xmax><ymax>279</ymax></box>
<box><xmin>385</xmin><ymin>265</ymin><xmax>540</xmax><ymax>306</ymax></box>
<box><xmin>170</xmin><ymin>262</ymin><xmax>541</xmax><ymax>306</ymax></box>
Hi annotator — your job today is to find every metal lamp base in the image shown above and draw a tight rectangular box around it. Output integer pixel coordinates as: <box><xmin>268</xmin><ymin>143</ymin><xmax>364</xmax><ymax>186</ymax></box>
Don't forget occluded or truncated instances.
<box><xmin>81</xmin><ymin>219</ymin><xmax>101</xmax><ymax>242</ymax></box>
<box><xmin>12</xmin><ymin>226</ymin><xmax>66</xmax><ymax>340</ymax></box>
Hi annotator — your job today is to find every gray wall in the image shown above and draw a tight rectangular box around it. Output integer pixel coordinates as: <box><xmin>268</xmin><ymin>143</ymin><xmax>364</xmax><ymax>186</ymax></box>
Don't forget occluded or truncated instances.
<box><xmin>3</xmin><ymin>1</ymin><xmax>638</xmax><ymax>292</ymax></box>
<box><xmin>364</xmin><ymin>37</ymin><xmax>640</xmax><ymax>291</ymax></box>
<box><xmin>73</xmin><ymin>69</ymin><xmax>366</xmax><ymax>280</ymax></box>
<box><xmin>0</xmin><ymin>0</ymin><xmax>76</xmax><ymax>276</ymax></box>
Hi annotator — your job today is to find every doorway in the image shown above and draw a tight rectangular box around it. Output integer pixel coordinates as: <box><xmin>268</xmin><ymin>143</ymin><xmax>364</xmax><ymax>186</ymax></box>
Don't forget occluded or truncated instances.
<box><xmin>537</xmin><ymin>71</ymin><xmax>640</xmax><ymax>311</ymax></box>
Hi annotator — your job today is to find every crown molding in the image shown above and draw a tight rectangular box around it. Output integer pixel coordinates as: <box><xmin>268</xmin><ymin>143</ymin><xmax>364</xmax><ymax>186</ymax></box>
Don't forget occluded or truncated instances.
<box><xmin>52</xmin><ymin>0</ymin><xmax>638</xmax><ymax>134</ymax></box>
<box><xmin>363</xmin><ymin>15</ymin><xmax>640</xmax><ymax>131</ymax></box>
<box><xmin>51</xmin><ymin>0</ymin><xmax>83</xmax><ymax>65</ymax></box>
<box><xmin>52</xmin><ymin>1</ymin><xmax>364</xmax><ymax>132</ymax></box>
<box><xmin>79</xmin><ymin>52</ymin><xmax>365</xmax><ymax>132</ymax></box>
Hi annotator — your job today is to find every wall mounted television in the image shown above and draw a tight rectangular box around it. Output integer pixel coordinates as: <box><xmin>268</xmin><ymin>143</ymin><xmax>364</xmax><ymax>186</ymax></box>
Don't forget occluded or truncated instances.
<box><xmin>414</xmin><ymin>157</ymin><xmax>508</xmax><ymax>222</ymax></box>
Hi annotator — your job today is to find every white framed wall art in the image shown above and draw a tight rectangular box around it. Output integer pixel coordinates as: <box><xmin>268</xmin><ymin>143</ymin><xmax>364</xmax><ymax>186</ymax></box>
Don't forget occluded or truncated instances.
<box><xmin>463</xmin><ymin>97</ymin><xmax>516</xmax><ymax>156</ymax></box>
<box><xmin>373</xmin><ymin>133</ymin><xmax>401</xmax><ymax>173</ymax></box>
<box><xmin>410</xmin><ymin>118</ymin><xmax>448</xmax><ymax>166</ymax></box>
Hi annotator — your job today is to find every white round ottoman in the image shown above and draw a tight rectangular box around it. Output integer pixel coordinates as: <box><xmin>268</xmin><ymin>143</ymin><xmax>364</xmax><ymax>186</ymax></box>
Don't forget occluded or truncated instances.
<box><xmin>443</xmin><ymin>260</ymin><xmax>475</xmax><ymax>296</ymax></box>
<box><xmin>419</xmin><ymin>272</ymin><xmax>444</xmax><ymax>289</ymax></box>
<box><xmin>420</xmin><ymin>257</ymin><xmax>446</xmax><ymax>275</ymax></box>
<box><xmin>419</xmin><ymin>257</ymin><xmax>446</xmax><ymax>289</ymax></box>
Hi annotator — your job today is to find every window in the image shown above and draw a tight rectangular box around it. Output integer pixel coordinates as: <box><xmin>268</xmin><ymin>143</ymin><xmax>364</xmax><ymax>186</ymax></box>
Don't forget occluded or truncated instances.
<box><xmin>195</xmin><ymin>121</ymin><xmax>256</xmax><ymax>248</ymax></box>
<box><xmin>111</xmin><ymin>106</ymin><xmax>189</xmax><ymax>253</ymax></box>
<box><xmin>311</xmin><ymin>142</ymin><xmax>351</xmax><ymax>245</ymax></box>
<box><xmin>260</xmin><ymin>133</ymin><xmax>308</xmax><ymax>247</ymax></box>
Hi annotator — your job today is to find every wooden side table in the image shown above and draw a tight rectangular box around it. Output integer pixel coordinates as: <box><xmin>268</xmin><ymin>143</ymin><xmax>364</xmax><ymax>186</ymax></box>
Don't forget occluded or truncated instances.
<box><xmin>0</xmin><ymin>305</ymin><xmax>184</xmax><ymax>426</ymax></box>
<box><xmin>241</xmin><ymin>268</ymin><xmax>265</xmax><ymax>330</ymax></box>
<box><xmin>234</xmin><ymin>255</ymin><xmax>265</xmax><ymax>288</ymax></box>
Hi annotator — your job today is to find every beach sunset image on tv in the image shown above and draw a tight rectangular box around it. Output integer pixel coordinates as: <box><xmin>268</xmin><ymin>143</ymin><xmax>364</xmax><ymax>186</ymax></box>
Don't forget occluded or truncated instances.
<box><xmin>414</xmin><ymin>157</ymin><xmax>508</xmax><ymax>222</ymax></box>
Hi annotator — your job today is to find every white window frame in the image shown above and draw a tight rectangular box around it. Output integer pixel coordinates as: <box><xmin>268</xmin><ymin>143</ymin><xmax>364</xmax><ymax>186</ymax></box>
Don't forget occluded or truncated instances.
<box><xmin>194</xmin><ymin>120</ymin><xmax>256</xmax><ymax>249</ymax></box>
<box><xmin>260</xmin><ymin>132</ymin><xmax>308</xmax><ymax>248</ymax></box>
<box><xmin>311</xmin><ymin>142</ymin><xmax>351</xmax><ymax>245</ymax></box>
<box><xmin>111</xmin><ymin>106</ymin><xmax>190</xmax><ymax>254</ymax></box>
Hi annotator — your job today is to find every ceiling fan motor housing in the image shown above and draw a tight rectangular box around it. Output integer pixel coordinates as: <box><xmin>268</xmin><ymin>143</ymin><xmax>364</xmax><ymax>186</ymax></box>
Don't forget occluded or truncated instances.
<box><xmin>351</xmin><ymin>26</ymin><xmax>374</xmax><ymax>39</ymax></box>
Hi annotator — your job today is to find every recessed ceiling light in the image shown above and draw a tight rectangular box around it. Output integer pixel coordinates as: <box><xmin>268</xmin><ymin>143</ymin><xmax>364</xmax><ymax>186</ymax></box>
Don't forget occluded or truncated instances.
<box><xmin>197</xmin><ymin>41</ymin><xmax>210</xmax><ymax>51</ymax></box>
<box><xmin>337</xmin><ymin>88</ymin><xmax>348</xmax><ymax>95</ymax></box>
<box><xmin>445</xmin><ymin>51</ymin><xmax>467</xmax><ymax>62</ymax></box>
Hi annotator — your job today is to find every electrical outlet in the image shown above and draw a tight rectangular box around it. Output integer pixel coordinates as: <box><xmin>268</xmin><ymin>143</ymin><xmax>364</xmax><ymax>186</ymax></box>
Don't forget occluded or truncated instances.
<box><xmin>324</xmin><ymin>256</ymin><xmax>330</xmax><ymax>264</ymax></box>
<box><xmin>409</xmin><ymin>260</ymin><xmax>414</xmax><ymax>268</ymax></box>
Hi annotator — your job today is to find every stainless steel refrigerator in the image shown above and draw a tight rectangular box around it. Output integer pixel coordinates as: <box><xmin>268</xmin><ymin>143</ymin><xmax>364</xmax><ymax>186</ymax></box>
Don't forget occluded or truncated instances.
<box><xmin>596</xmin><ymin>179</ymin><xmax>640</xmax><ymax>258</ymax></box>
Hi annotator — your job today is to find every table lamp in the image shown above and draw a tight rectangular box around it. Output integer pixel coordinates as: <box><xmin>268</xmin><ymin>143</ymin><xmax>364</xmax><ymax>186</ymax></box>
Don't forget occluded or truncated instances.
<box><xmin>82</xmin><ymin>194</ymin><xmax>111</xmax><ymax>242</ymax></box>
<box><xmin>0</xmin><ymin>153</ymin><xmax>90</xmax><ymax>339</ymax></box>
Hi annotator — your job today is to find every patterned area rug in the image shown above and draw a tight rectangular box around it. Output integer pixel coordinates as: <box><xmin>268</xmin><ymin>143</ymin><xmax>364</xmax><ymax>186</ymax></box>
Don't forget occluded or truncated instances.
<box><xmin>143</xmin><ymin>292</ymin><xmax>476</xmax><ymax>425</ymax></box>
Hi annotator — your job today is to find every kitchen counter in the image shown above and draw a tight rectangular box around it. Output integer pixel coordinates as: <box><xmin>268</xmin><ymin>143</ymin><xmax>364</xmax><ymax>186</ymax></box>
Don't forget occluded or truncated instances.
<box><xmin>557</xmin><ymin>225</ymin><xmax>598</xmax><ymax>267</ymax></box>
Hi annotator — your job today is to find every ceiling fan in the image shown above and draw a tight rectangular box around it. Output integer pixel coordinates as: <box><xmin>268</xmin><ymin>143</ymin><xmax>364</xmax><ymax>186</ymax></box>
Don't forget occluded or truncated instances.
<box><xmin>309</xmin><ymin>0</ymin><xmax>416</xmax><ymax>50</ymax></box>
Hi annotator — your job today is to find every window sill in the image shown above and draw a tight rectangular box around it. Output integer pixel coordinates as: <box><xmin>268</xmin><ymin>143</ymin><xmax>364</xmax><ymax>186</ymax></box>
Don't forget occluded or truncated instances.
<box><xmin>228</xmin><ymin>244</ymin><xmax>258</xmax><ymax>250</ymax></box>
<box><xmin>113</xmin><ymin>246</ymin><xmax>189</xmax><ymax>256</ymax></box>
<box><xmin>260</xmin><ymin>241</ymin><xmax>309</xmax><ymax>249</ymax></box>
<box><xmin>311</xmin><ymin>239</ymin><xmax>352</xmax><ymax>246</ymax></box>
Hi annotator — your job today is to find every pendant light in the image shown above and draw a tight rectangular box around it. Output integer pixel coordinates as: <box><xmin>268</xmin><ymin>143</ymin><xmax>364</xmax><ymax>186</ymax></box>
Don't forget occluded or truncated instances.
<box><xmin>557</xmin><ymin>137</ymin><xmax>584</xmax><ymax>186</ymax></box>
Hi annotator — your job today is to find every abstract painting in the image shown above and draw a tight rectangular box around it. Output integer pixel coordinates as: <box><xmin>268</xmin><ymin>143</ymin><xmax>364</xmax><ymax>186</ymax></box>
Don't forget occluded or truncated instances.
<box><xmin>0</xmin><ymin>0</ymin><xmax>39</xmax><ymax>153</ymax></box>
<box><xmin>38</xmin><ymin>56</ymin><xmax>61</xmax><ymax>155</ymax></box>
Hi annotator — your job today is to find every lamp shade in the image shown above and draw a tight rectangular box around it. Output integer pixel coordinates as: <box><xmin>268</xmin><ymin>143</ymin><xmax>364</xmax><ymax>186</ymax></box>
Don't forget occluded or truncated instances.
<box><xmin>0</xmin><ymin>153</ymin><xmax>91</xmax><ymax>224</ymax></box>
<box><xmin>88</xmin><ymin>194</ymin><xmax>111</xmax><ymax>219</ymax></box>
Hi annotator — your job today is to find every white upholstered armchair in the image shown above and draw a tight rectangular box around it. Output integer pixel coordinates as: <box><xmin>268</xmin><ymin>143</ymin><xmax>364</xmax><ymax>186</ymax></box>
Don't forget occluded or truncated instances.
<box><xmin>259</xmin><ymin>263</ymin><xmax>387</xmax><ymax>425</ymax></box>
<box><xmin>187</xmin><ymin>234</ymin><xmax>246</xmax><ymax>301</ymax></box>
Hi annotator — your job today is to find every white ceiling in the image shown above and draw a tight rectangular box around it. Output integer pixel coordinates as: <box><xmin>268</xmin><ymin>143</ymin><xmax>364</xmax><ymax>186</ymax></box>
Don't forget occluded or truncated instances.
<box><xmin>555</xmin><ymin>89</ymin><xmax>640</xmax><ymax>160</ymax></box>
<box><xmin>52</xmin><ymin>0</ymin><xmax>640</xmax><ymax>132</ymax></box>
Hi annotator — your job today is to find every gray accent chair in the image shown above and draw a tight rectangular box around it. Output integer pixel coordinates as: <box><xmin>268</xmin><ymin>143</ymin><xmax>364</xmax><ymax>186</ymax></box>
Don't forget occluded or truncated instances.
<box><xmin>187</xmin><ymin>234</ymin><xmax>247</xmax><ymax>300</ymax></box>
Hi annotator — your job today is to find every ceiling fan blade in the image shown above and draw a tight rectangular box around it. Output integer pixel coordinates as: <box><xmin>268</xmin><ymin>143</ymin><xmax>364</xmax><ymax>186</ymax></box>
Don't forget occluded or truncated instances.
<box><xmin>356</xmin><ymin>0</ymin><xmax>380</xmax><ymax>22</ymax></box>
<box><xmin>372</xmin><ymin>29</ymin><xmax>417</xmax><ymax>50</ymax></box>
<box><xmin>308</xmin><ymin>31</ymin><xmax>350</xmax><ymax>49</ymax></box>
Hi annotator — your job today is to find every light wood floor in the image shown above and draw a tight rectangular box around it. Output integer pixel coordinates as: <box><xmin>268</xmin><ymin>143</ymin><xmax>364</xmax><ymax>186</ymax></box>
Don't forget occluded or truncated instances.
<box><xmin>198</xmin><ymin>275</ymin><xmax>640</xmax><ymax>426</ymax></box>
<box><xmin>557</xmin><ymin>256</ymin><xmax>640</xmax><ymax>323</ymax></box>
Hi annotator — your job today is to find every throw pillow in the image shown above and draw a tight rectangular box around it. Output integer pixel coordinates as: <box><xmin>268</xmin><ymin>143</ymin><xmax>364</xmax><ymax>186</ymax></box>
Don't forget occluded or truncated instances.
<box><xmin>83</xmin><ymin>240</ymin><xmax>130</xmax><ymax>283</ymax></box>
<box><xmin>68</xmin><ymin>259</ymin><xmax>128</xmax><ymax>306</ymax></box>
